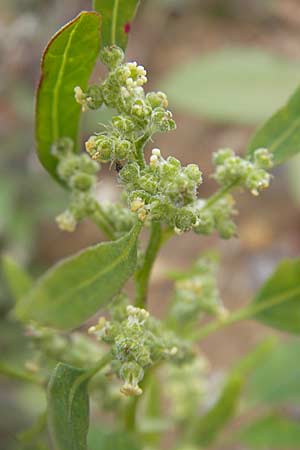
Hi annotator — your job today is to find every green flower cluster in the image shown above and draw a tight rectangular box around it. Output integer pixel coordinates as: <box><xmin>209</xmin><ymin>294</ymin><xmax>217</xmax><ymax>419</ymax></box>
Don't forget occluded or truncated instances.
<box><xmin>71</xmin><ymin>46</ymin><xmax>273</xmax><ymax>240</ymax></box>
<box><xmin>78</xmin><ymin>45</ymin><xmax>175</xmax><ymax>165</ymax></box>
<box><xmin>169</xmin><ymin>254</ymin><xmax>226</xmax><ymax>327</ymax></box>
<box><xmin>194</xmin><ymin>196</ymin><xmax>237</xmax><ymax>239</ymax></box>
<box><xmin>53</xmin><ymin>138</ymin><xmax>100</xmax><ymax>232</ymax></box>
<box><xmin>164</xmin><ymin>356</ymin><xmax>208</xmax><ymax>421</ymax></box>
<box><xmin>213</xmin><ymin>147</ymin><xmax>273</xmax><ymax>195</ymax></box>
<box><xmin>89</xmin><ymin>303</ymin><xmax>193</xmax><ymax>396</ymax></box>
<box><xmin>26</xmin><ymin>324</ymin><xmax>102</xmax><ymax>370</ymax></box>
<box><xmin>120</xmin><ymin>148</ymin><xmax>203</xmax><ymax>232</ymax></box>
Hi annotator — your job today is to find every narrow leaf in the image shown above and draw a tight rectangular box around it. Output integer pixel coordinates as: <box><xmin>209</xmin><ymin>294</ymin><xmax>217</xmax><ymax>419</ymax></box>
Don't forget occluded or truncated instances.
<box><xmin>15</xmin><ymin>224</ymin><xmax>140</xmax><ymax>329</ymax></box>
<box><xmin>88</xmin><ymin>427</ymin><xmax>141</xmax><ymax>450</ymax></box>
<box><xmin>2</xmin><ymin>255</ymin><xmax>33</xmax><ymax>304</ymax></box>
<box><xmin>253</xmin><ymin>259</ymin><xmax>300</xmax><ymax>333</ymax></box>
<box><xmin>193</xmin><ymin>339</ymin><xmax>274</xmax><ymax>447</ymax></box>
<box><xmin>194</xmin><ymin>373</ymin><xmax>244</xmax><ymax>447</ymax></box>
<box><xmin>36</xmin><ymin>12</ymin><xmax>101</xmax><ymax>180</ymax></box>
<box><xmin>48</xmin><ymin>363</ymin><xmax>89</xmax><ymax>450</ymax></box>
<box><xmin>246</xmin><ymin>340</ymin><xmax>300</xmax><ymax>406</ymax></box>
<box><xmin>248</xmin><ymin>84</ymin><xmax>300</xmax><ymax>165</ymax></box>
<box><xmin>93</xmin><ymin>0</ymin><xmax>140</xmax><ymax>50</ymax></box>
<box><xmin>238</xmin><ymin>414</ymin><xmax>300</xmax><ymax>449</ymax></box>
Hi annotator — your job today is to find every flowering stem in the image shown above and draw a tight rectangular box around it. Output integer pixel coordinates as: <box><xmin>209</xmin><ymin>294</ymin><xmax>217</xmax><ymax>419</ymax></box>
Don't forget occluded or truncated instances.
<box><xmin>202</xmin><ymin>180</ymin><xmax>238</xmax><ymax>210</ymax></box>
<box><xmin>134</xmin><ymin>222</ymin><xmax>162</xmax><ymax>308</ymax></box>
<box><xmin>134</xmin><ymin>133</ymin><xmax>151</xmax><ymax>168</ymax></box>
<box><xmin>90</xmin><ymin>203</ymin><xmax>116</xmax><ymax>240</ymax></box>
<box><xmin>193</xmin><ymin>285</ymin><xmax>300</xmax><ymax>342</ymax></box>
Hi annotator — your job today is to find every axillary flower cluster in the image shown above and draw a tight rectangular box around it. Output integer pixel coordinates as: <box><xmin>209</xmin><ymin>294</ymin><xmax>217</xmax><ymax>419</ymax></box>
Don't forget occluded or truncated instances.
<box><xmin>54</xmin><ymin>44</ymin><xmax>273</xmax><ymax>237</ymax></box>
<box><xmin>50</xmin><ymin>46</ymin><xmax>274</xmax><ymax>397</ymax></box>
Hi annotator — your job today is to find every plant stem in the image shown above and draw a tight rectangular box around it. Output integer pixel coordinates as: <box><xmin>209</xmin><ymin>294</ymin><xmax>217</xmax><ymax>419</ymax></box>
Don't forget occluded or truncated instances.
<box><xmin>134</xmin><ymin>222</ymin><xmax>162</xmax><ymax>308</ymax></box>
<box><xmin>135</xmin><ymin>133</ymin><xmax>151</xmax><ymax>168</ymax></box>
<box><xmin>86</xmin><ymin>352</ymin><xmax>112</xmax><ymax>380</ymax></box>
<box><xmin>202</xmin><ymin>180</ymin><xmax>238</xmax><ymax>210</ymax></box>
<box><xmin>193</xmin><ymin>285</ymin><xmax>300</xmax><ymax>341</ymax></box>
<box><xmin>123</xmin><ymin>368</ymin><xmax>152</xmax><ymax>432</ymax></box>
<box><xmin>90</xmin><ymin>203</ymin><xmax>116</xmax><ymax>240</ymax></box>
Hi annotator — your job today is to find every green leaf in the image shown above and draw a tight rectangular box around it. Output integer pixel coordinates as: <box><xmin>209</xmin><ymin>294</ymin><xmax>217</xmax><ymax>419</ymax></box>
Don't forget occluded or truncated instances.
<box><xmin>161</xmin><ymin>48</ymin><xmax>300</xmax><ymax>125</ymax></box>
<box><xmin>48</xmin><ymin>363</ymin><xmax>89</xmax><ymax>450</ymax></box>
<box><xmin>252</xmin><ymin>259</ymin><xmax>300</xmax><ymax>333</ymax></box>
<box><xmin>193</xmin><ymin>339</ymin><xmax>273</xmax><ymax>447</ymax></box>
<box><xmin>194</xmin><ymin>373</ymin><xmax>244</xmax><ymax>447</ymax></box>
<box><xmin>2</xmin><ymin>255</ymin><xmax>33</xmax><ymax>304</ymax></box>
<box><xmin>15</xmin><ymin>224</ymin><xmax>141</xmax><ymax>329</ymax></box>
<box><xmin>238</xmin><ymin>414</ymin><xmax>300</xmax><ymax>449</ymax></box>
<box><xmin>93</xmin><ymin>0</ymin><xmax>140</xmax><ymax>50</ymax></box>
<box><xmin>248</xmin><ymin>84</ymin><xmax>300</xmax><ymax>165</ymax></box>
<box><xmin>245</xmin><ymin>340</ymin><xmax>300</xmax><ymax>406</ymax></box>
<box><xmin>36</xmin><ymin>12</ymin><xmax>101</xmax><ymax>181</ymax></box>
<box><xmin>88</xmin><ymin>427</ymin><xmax>141</xmax><ymax>450</ymax></box>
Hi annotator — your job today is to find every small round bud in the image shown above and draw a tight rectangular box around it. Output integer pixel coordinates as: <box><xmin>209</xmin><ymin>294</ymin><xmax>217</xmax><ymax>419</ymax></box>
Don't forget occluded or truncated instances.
<box><xmin>56</xmin><ymin>210</ymin><xmax>77</xmax><ymax>232</ymax></box>
<box><xmin>184</xmin><ymin>164</ymin><xmax>202</xmax><ymax>184</ymax></box>
<box><xmin>100</xmin><ymin>45</ymin><xmax>125</xmax><ymax>69</ymax></box>
<box><xmin>130</xmin><ymin>197</ymin><xmax>144</xmax><ymax>212</ymax></box>
<box><xmin>253</xmin><ymin>148</ymin><xmax>273</xmax><ymax>170</ymax></box>
<box><xmin>85</xmin><ymin>85</ymin><xmax>103</xmax><ymax>110</ymax></box>
<box><xmin>152</xmin><ymin>148</ymin><xmax>161</xmax><ymax>157</ymax></box>
<box><xmin>52</xmin><ymin>137</ymin><xmax>74</xmax><ymax>159</ymax></box>
<box><xmin>119</xmin><ymin>163</ymin><xmax>140</xmax><ymax>184</ymax></box>
<box><xmin>74</xmin><ymin>86</ymin><xmax>88</xmax><ymax>111</ymax></box>
<box><xmin>70</xmin><ymin>173</ymin><xmax>95</xmax><ymax>191</ymax></box>
<box><xmin>114</xmin><ymin>139</ymin><xmax>132</xmax><ymax>160</ymax></box>
<box><xmin>213</xmin><ymin>148</ymin><xmax>234</xmax><ymax>166</ymax></box>
<box><xmin>146</xmin><ymin>91</ymin><xmax>168</xmax><ymax>109</ymax></box>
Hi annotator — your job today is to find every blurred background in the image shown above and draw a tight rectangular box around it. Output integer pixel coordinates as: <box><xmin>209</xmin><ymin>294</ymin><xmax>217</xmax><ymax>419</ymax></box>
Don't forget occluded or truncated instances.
<box><xmin>1</xmin><ymin>0</ymin><xmax>300</xmax><ymax>449</ymax></box>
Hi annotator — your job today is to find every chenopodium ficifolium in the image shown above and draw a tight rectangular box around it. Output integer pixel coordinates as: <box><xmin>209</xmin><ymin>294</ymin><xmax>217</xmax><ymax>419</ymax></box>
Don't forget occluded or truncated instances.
<box><xmin>89</xmin><ymin>296</ymin><xmax>193</xmax><ymax>396</ymax></box>
<box><xmin>51</xmin><ymin>44</ymin><xmax>274</xmax><ymax>237</ymax></box>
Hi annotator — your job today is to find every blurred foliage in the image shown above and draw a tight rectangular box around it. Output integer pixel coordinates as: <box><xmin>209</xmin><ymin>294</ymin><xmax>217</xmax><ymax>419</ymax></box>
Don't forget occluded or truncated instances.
<box><xmin>161</xmin><ymin>48</ymin><xmax>300</xmax><ymax>124</ymax></box>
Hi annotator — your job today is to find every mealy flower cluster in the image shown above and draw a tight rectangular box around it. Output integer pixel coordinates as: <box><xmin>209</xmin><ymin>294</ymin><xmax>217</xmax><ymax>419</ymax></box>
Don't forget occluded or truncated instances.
<box><xmin>169</xmin><ymin>254</ymin><xmax>226</xmax><ymax>326</ymax></box>
<box><xmin>53</xmin><ymin>137</ymin><xmax>100</xmax><ymax>232</ymax></box>
<box><xmin>71</xmin><ymin>45</ymin><xmax>273</xmax><ymax>238</ymax></box>
<box><xmin>89</xmin><ymin>300</ymin><xmax>193</xmax><ymax>396</ymax></box>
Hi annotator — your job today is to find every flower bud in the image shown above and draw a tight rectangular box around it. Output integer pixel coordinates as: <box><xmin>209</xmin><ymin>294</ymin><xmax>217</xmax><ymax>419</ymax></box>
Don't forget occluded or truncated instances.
<box><xmin>70</xmin><ymin>173</ymin><xmax>95</xmax><ymax>192</ymax></box>
<box><xmin>52</xmin><ymin>137</ymin><xmax>74</xmax><ymax>158</ymax></box>
<box><xmin>253</xmin><ymin>148</ymin><xmax>273</xmax><ymax>170</ymax></box>
<box><xmin>100</xmin><ymin>45</ymin><xmax>125</xmax><ymax>69</ymax></box>
<box><xmin>85</xmin><ymin>84</ymin><xmax>103</xmax><ymax>110</ymax></box>
<box><xmin>146</xmin><ymin>91</ymin><xmax>168</xmax><ymax>109</ymax></box>
<box><xmin>119</xmin><ymin>361</ymin><xmax>144</xmax><ymax>396</ymax></box>
<box><xmin>56</xmin><ymin>210</ymin><xmax>77</xmax><ymax>232</ymax></box>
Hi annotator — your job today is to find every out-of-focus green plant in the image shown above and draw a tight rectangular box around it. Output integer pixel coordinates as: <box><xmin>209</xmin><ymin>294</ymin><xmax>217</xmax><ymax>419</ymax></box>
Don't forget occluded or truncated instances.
<box><xmin>2</xmin><ymin>2</ymin><xmax>300</xmax><ymax>450</ymax></box>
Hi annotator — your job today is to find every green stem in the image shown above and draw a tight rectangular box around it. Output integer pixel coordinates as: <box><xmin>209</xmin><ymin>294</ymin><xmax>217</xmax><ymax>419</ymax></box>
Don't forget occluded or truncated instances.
<box><xmin>134</xmin><ymin>133</ymin><xmax>151</xmax><ymax>168</ymax></box>
<box><xmin>124</xmin><ymin>367</ymin><xmax>152</xmax><ymax>432</ymax></box>
<box><xmin>135</xmin><ymin>222</ymin><xmax>162</xmax><ymax>308</ymax></box>
<box><xmin>85</xmin><ymin>352</ymin><xmax>112</xmax><ymax>380</ymax></box>
<box><xmin>193</xmin><ymin>285</ymin><xmax>300</xmax><ymax>341</ymax></box>
<box><xmin>202</xmin><ymin>180</ymin><xmax>238</xmax><ymax>210</ymax></box>
<box><xmin>90</xmin><ymin>203</ymin><xmax>116</xmax><ymax>240</ymax></box>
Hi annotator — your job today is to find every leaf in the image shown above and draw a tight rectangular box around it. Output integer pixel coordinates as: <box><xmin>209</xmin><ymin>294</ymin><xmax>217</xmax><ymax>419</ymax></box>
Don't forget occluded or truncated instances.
<box><xmin>248</xmin><ymin>85</ymin><xmax>300</xmax><ymax>165</ymax></box>
<box><xmin>193</xmin><ymin>339</ymin><xmax>273</xmax><ymax>447</ymax></box>
<box><xmin>2</xmin><ymin>255</ymin><xmax>33</xmax><ymax>304</ymax></box>
<box><xmin>245</xmin><ymin>340</ymin><xmax>300</xmax><ymax>406</ymax></box>
<box><xmin>15</xmin><ymin>224</ymin><xmax>141</xmax><ymax>329</ymax></box>
<box><xmin>161</xmin><ymin>48</ymin><xmax>300</xmax><ymax>125</ymax></box>
<box><xmin>47</xmin><ymin>363</ymin><xmax>89</xmax><ymax>450</ymax></box>
<box><xmin>36</xmin><ymin>12</ymin><xmax>101</xmax><ymax>181</ymax></box>
<box><xmin>238</xmin><ymin>414</ymin><xmax>300</xmax><ymax>449</ymax></box>
<box><xmin>194</xmin><ymin>373</ymin><xmax>244</xmax><ymax>447</ymax></box>
<box><xmin>93</xmin><ymin>0</ymin><xmax>140</xmax><ymax>50</ymax></box>
<box><xmin>252</xmin><ymin>259</ymin><xmax>300</xmax><ymax>333</ymax></box>
<box><xmin>88</xmin><ymin>427</ymin><xmax>141</xmax><ymax>450</ymax></box>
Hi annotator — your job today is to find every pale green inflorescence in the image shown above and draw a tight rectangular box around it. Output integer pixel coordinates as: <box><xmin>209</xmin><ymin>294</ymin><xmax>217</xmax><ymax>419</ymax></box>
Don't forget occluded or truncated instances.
<box><xmin>71</xmin><ymin>45</ymin><xmax>274</xmax><ymax>238</ymax></box>
<box><xmin>89</xmin><ymin>299</ymin><xmax>193</xmax><ymax>396</ymax></box>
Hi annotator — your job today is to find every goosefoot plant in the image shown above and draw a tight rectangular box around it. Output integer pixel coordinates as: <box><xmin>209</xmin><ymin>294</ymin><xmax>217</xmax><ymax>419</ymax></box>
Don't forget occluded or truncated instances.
<box><xmin>2</xmin><ymin>3</ymin><xmax>300</xmax><ymax>450</ymax></box>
